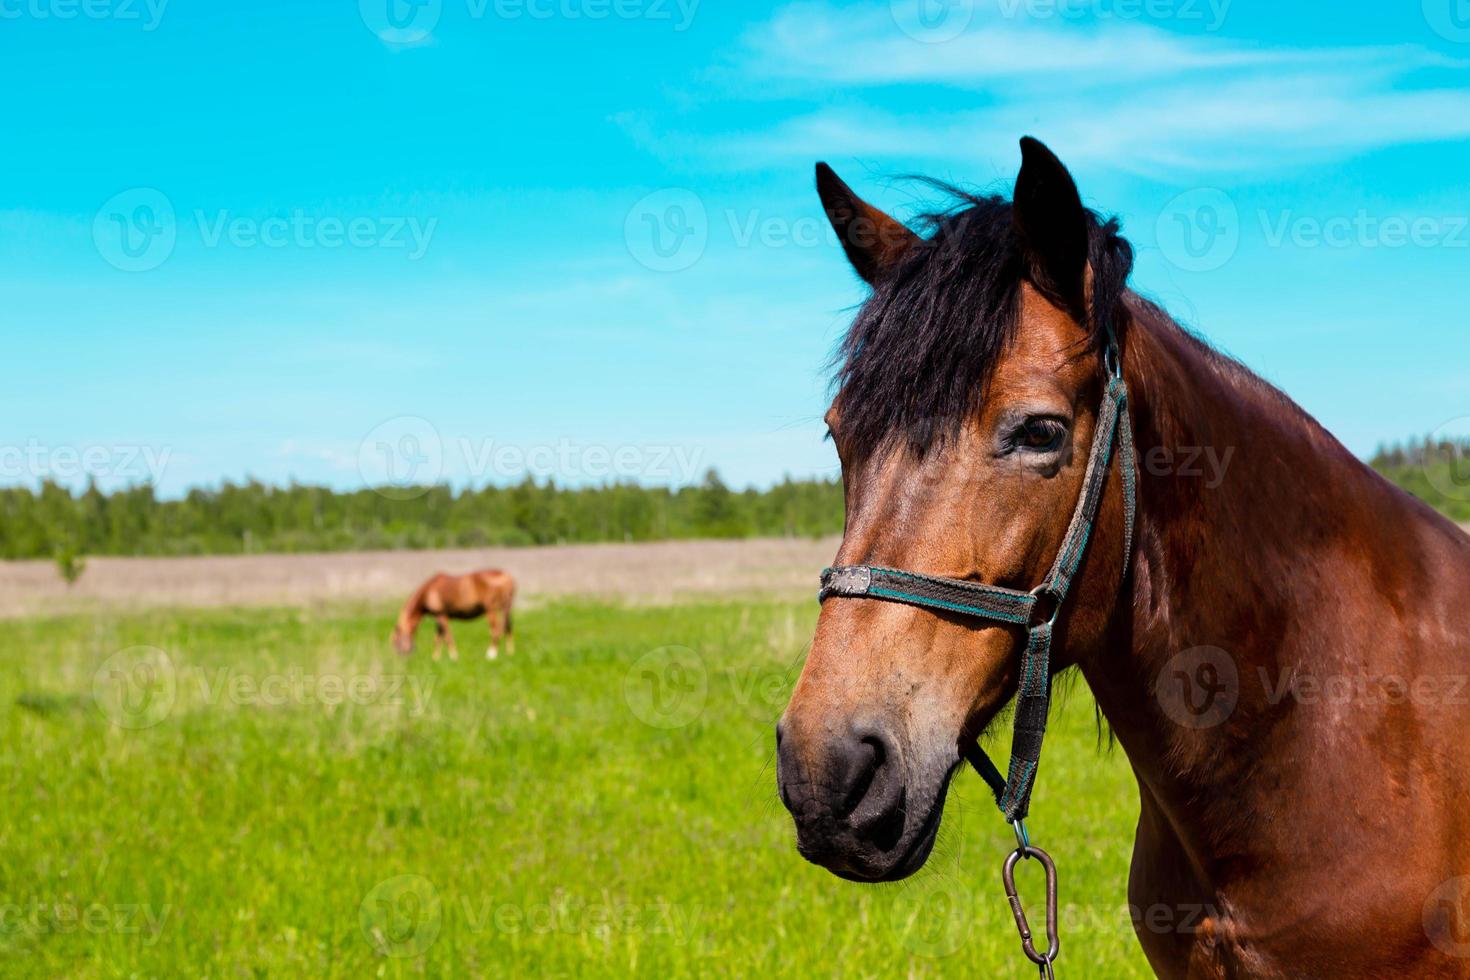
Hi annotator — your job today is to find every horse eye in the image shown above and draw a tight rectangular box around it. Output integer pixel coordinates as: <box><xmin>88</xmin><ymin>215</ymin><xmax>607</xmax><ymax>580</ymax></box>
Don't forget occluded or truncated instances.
<box><xmin>1016</xmin><ymin>418</ymin><xmax>1066</xmax><ymax>453</ymax></box>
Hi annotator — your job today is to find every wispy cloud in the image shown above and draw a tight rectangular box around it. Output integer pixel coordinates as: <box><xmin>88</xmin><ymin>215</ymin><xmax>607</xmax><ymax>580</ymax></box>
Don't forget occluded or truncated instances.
<box><xmin>718</xmin><ymin>75</ymin><xmax>1470</xmax><ymax>173</ymax></box>
<box><xmin>748</xmin><ymin>4</ymin><xmax>1253</xmax><ymax>83</ymax></box>
<box><xmin>691</xmin><ymin>1</ymin><xmax>1470</xmax><ymax>174</ymax></box>
<box><xmin>742</xmin><ymin>1</ymin><xmax>1461</xmax><ymax>85</ymax></box>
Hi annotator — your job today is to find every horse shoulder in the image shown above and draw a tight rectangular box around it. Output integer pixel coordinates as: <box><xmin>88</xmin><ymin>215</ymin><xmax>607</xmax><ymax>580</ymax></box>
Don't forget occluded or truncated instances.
<box><xmin>422</xmin><ymin>574</ymin><xmax>453</xmax><ymax>612</ymax></box>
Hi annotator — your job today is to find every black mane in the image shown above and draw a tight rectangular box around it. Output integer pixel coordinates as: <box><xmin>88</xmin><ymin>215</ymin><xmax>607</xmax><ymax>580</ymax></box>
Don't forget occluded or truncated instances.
<box><xmin>832</xmin><ymin>185</ymin><xmax>1134</xmax><ymax>459</ymax></box>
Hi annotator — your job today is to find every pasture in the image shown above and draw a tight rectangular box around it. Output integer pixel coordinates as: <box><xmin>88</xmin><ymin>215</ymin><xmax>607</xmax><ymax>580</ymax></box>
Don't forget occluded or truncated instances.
<box><xmin>1</xmin><ymin>597</ymin><xmax>1148</xmax><ymax>977</ymax></box>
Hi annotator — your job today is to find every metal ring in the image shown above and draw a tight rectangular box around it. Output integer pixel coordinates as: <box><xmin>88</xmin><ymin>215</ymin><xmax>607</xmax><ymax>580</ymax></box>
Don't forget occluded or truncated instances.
<box><xmin>1027</xmin><ymin>584</ymin><xmax>1062</xmax><ymax>627</ymax></box>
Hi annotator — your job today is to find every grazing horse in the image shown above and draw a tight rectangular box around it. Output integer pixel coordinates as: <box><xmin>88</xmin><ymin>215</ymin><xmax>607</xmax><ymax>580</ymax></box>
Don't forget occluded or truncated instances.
<box><xmin>775</xmin><ymin>137</ymin><xmax>1470</xmax><ymax>978</ymax></box>
<box><xmin>391</xmin><ymin>570</ymin><xmax>516</xmax><ymax>661</ymax></box>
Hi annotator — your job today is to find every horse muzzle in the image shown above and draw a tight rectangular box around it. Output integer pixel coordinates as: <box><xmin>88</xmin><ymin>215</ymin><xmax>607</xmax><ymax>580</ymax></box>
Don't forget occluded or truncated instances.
<box><xmin>775</xmin><ymin>713</ymin><xmax>950</xmax><ymax>882</ymax></box>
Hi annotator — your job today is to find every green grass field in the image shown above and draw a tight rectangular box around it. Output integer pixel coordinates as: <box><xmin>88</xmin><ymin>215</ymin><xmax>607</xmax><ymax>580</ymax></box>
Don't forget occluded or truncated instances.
<box><xmin>0</xmin><ymin>599</ymin><xmax>1150</xmax><ymax>977</ymax></box>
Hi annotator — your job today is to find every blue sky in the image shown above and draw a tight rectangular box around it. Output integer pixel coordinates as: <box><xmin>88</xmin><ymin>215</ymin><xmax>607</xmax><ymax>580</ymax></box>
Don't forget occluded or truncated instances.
<box><xmin>2</xmin><ymin>0</ymin><xmax>1467</xmax><ymax>496</ymax></box>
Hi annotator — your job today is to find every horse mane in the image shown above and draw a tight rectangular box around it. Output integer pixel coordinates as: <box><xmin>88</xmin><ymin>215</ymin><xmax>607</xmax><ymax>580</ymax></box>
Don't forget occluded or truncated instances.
<box><xmin>831</xmin><ymin>182</ymin><xmax>1134</xmax><ymax>461</ymax></box>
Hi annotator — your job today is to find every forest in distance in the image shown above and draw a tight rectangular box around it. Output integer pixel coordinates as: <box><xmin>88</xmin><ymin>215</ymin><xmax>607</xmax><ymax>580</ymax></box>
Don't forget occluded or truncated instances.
<box><xmin>0</xmin><ymin>438</ymin><xmax>1464</xmax><ymax>560</ymax></box>
<box><xmin>0</xmin><ymin>469</ymin><xmax>842</xmax><ymax>559</ymax></box>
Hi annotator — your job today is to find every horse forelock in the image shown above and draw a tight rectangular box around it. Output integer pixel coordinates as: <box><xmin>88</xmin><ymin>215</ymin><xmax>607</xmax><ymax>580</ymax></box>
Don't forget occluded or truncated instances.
<box><xmin>830</xmin><ymin>184</ymin><xmax>1134</xmax><ymax>462</ymax></box>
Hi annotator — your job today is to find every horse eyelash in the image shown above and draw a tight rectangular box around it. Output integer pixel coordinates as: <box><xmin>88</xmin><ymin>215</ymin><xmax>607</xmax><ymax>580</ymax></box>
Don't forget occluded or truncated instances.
<box><xmin>1009</xmin><ymin>418</ymin><xmax>1067</xmax><ymax>453</ymax></box>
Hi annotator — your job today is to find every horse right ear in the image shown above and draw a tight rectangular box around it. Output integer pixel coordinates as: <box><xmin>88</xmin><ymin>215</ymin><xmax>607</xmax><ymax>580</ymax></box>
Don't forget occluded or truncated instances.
<box><xmin>816</xmin><ymin>163</ymin><xmax>919</xmax><ymax>285</ymax></box>
<box><xmin>1012</xmin><ymin>136</ymin><xmax>1089</xmax><ymax>318</ymax></box>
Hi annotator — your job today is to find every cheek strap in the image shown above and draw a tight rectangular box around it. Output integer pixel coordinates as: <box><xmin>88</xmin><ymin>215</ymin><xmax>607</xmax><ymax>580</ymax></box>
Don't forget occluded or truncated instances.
<box><xmin>818</xmin><ymin>374</ymin><xmax>1135</xmax><ymax>822</ymax></box>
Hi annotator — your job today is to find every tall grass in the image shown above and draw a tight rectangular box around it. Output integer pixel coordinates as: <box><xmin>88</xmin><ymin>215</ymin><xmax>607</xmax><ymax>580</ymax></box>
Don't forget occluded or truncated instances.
<box><xmin>0</xmin><ymin>600</ymin><xmax>1149</xmax><ymax>977</ymax></box>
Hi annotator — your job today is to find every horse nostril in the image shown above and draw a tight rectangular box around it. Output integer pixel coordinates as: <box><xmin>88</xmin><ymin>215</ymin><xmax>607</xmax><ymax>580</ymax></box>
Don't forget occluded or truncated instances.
<box><xmin>835</xmin><ymin>726</ymin><xmax>898</xmax><ymax>812</ymax></box>
<box><xmin>776</xmin><ymin>717</ymin><xmax>906</xmax><ymax>853</ymax></box>
<box><xmin>841</xmin><ymin>726</ymin><xmax>905</xmax><ymax>849</ymax></box>
<box><xmin>838</xmin><ymin>738</ymin><xmax>880</xmax><ymax>817</ymax></box>
<box><xmin>862</xmin><ymin>733</ymin><xmax>886</xmax><ymax>768</ymax></box>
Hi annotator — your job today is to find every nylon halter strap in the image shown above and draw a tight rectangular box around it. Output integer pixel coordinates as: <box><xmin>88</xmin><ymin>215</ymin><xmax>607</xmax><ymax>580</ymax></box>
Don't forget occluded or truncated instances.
<box><xmin>818</xmin><ymin>353</ymin><xmax>1135</xmax><ymax>824</ymax></box>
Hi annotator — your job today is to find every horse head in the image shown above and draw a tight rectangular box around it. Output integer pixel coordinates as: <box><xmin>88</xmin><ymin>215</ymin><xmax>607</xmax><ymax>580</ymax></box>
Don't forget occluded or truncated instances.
<box><xmin>776</xmin><ymin>138</ymin><xmax>1136</xmax><ymax>882</ymax></box>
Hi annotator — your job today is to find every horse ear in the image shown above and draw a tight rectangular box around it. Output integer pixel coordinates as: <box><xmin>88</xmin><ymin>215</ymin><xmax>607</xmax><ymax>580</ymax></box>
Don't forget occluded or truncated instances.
<box><xmin>815</xmin><ymin>162</ymin><xmax>919</xmax><ymax>285</ymax></box>
<box><xmin>1012</xmin><ymin>137</ymin><xmax>1088</xmax><ymax>316</ymax></box>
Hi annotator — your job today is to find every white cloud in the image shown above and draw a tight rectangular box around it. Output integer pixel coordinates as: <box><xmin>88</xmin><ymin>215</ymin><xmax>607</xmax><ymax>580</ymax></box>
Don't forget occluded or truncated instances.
<box><xmin>707</xmin><ymin>1</ymin><xmax>1470</xmax><ymax>174</ymax></box>
<box><xmin>747</xmin><ymin>3</ymin><xmax>1271</xmax><ymax>83</ymax></box>
<box><xmin>719</xmin><ymin>77</ymin><xmax>1470</xmax><ymax>174</ymax></box>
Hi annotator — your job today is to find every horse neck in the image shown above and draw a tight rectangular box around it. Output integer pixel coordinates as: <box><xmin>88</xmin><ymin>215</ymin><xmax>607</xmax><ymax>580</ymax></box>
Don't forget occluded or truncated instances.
<box><xmin>398</xmin><ymin>583</ymin><xmax>429</xmax><ymax>632</ymax></box>
<box><xmin>1082</xmin><ymin>295</ymin><xmax>1415</xmax><ymax>848</ymax></box>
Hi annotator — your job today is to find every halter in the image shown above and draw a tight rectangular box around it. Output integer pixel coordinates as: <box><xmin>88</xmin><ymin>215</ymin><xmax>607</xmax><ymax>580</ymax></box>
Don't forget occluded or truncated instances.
<box><xmin>816</xmin><ymin>343</ymin><xmax>1136</xmax><ymax>978</ymax></box>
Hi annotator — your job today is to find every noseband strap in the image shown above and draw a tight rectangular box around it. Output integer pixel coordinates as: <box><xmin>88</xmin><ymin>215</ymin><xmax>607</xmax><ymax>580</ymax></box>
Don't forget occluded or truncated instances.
<box><xmin>818</xmin><ymin>370</ymin><xmax>1135</xmax><ymax>822</ymax></box>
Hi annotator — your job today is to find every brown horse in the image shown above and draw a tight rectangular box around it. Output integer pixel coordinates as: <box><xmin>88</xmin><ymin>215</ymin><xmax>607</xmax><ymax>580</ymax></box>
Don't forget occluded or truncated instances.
<box><xmin>391</xmin><ymin>569</ymin><xmax>516</xmax><ymax>661</ymax></box>
<box><xmin>776</xmin><ymin>137</ymin><xmax>1470</xmax><ymax>977</ymax></box>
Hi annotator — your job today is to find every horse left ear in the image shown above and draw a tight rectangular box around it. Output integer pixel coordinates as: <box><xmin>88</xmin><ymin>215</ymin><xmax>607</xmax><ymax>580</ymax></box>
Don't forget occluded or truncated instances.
<box><xmin>1013</xmin><ymin>137</ymin><xmax>1088</xmax><ymax>317</ymax></box>
<box><xmin>816</xmin><ymin>162</ymin><xmax>920</xmax><ymax>285</ymax></box>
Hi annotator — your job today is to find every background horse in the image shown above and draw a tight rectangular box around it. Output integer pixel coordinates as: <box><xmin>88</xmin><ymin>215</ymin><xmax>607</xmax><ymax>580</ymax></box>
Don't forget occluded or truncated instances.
<box><xmin>776</xmin><ymin>138</ymin><xmax>1470</xmax><ymax>977</ymax></box>
<box><xmin>391</xmin><ymin>569</ymin><xmax>516</xmax><ymax>661</ymax></box>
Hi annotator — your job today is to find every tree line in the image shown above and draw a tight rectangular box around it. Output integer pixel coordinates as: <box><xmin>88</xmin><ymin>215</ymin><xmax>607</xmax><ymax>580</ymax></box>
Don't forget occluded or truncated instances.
<box><xmin>0</xmin><ymin>471</ymin><xmax>844</xmax><ymax>559</ymax></box>
<box><xmin>1</xmin><ymin>439</ymin><xmax>1463</xmax><ymax>561</ymax></box>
